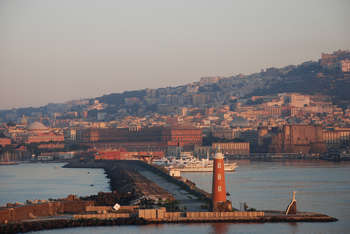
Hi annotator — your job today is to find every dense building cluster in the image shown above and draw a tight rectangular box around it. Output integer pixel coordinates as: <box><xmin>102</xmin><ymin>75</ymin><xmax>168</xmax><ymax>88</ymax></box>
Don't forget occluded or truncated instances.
<box><xmin>1</xmin><ymin>51</ymin><xmax>350</xmax><ymax>161</ymax></box>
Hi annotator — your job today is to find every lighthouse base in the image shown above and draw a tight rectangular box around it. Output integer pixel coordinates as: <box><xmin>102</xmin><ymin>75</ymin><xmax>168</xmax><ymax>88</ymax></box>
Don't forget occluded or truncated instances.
<box><xmin>212</xmin><ymin>200</ymin><xmax>233</xmax><ymax>212</ymax></box>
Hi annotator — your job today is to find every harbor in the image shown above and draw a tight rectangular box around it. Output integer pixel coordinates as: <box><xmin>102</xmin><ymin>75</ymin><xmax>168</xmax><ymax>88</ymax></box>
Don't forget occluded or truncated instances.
<box><xmin>0</xmin><ymin>158</ymin><xmax>340</xmax><ymax>233</ymax></box>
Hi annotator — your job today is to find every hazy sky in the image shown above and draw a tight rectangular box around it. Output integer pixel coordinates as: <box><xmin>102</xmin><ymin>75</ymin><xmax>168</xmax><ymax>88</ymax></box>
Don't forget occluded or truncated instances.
<box><xmin>0</xmin><ymin>0</ymin><xmax>349</xmax><ymax>110</ymax></box>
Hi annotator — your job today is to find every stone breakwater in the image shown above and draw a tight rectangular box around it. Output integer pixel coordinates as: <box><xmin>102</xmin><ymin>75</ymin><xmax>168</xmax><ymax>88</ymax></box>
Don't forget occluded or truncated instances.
<box><xmin>65</xmin><ymin>160</ymin><xmax>175</xmax><ymax>203</ymax></box>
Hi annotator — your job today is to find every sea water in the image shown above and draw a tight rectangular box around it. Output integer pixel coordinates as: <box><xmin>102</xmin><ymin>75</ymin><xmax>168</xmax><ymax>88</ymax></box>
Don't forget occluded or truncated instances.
<box><xmin>1</xmin><ymin>161</ymin><xmax>349</xmax><ymax>233</ymax></box>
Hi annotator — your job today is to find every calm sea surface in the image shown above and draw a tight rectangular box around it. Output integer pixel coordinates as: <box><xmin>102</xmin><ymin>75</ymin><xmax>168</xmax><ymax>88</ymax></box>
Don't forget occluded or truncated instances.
<box><xmin>0</xmin><ymin>162</ymin><xmax>109</xmax><ymax>204</ymax></box>
<box><xmin>1</xmin><ymin>161</ymin><xmax>349</xmax><ymax>234</ymax></box>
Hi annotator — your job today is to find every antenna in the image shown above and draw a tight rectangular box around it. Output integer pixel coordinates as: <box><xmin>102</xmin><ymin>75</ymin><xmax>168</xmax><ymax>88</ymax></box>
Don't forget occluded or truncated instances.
<box><xmin>292</xmin><ymin>191</ymin><xmax>296</xmax><ymax>201</ymax></box>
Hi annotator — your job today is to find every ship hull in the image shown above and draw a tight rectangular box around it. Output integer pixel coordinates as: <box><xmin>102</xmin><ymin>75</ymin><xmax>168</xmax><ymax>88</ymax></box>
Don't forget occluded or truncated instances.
<box><xmin>167</xmin><ymin>163</ymin><xmax>237</xmax><ymax>172</ymax></box>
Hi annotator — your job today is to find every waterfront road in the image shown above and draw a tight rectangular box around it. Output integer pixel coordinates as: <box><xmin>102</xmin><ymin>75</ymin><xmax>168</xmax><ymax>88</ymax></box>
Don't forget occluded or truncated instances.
<box><xmin>135</xmin><ymin>168</ymin><xmax>207</xmax><ymax>211</ymax></box>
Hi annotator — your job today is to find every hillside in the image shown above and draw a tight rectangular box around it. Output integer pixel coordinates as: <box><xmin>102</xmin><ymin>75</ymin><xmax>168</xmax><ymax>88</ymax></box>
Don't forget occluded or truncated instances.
<box><xmin>1</xmin><ymin>50</ymin><xmax>350</xmax><ymax>121</ymax></box>
<box><xmin>96</xmin><ymin>50</ymin><xmax>350</xmax><ymax>113</ymax></box>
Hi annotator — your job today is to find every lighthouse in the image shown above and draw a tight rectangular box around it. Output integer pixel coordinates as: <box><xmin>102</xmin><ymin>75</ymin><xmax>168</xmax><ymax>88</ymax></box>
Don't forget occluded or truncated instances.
<box><xmin>212</xmin><ymin>150</ymin><xmax>231</xmax><ymax>211</ymax></box>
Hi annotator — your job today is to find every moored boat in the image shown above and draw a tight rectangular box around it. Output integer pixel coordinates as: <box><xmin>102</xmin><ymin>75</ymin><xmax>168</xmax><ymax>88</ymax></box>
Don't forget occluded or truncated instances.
<box><xmin>164</xmin><ymin>154</ymin><xmax>238</xmax><ymax>172</ymax></box>
<box><xmin>152</xmin><ymin>151</ymin><xmax>238</xmax><ymax>172</ymax></box>
<box><xmin>168</xmin><ymin>161</ymin><xmax>238</xmax><ymax>172</ymax></box>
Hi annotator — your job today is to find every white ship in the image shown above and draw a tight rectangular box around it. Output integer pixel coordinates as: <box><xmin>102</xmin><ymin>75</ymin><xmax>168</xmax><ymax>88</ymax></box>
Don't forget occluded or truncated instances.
<box><xmin>171</xmin><ymin>160</ymin><xmax>238</xmax><ymax>172</ymax></box>
<box><xmin>154</xmin><ymin>152</ymin><xmax>238</xmax><ymax>172</ymax></box>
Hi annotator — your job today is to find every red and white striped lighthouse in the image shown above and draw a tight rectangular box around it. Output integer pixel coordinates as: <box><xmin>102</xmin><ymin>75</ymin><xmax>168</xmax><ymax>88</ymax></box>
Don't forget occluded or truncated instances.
<box><xmin>212</xmin><ymin>151</ymin><xmax>227</xmax><ymax>211</ymax></box>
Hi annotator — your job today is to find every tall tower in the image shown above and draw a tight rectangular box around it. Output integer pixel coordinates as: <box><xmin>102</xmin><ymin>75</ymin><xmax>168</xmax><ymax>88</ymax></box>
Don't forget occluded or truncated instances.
<box><xmin>212</xmin><ymin>151</ymin><xmax>227</xmax><ymax>211</ymax></box>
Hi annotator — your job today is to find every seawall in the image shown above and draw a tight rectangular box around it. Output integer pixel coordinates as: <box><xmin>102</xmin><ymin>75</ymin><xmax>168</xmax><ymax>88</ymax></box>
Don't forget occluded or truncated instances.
<box><xmin>0</xmin><ymin>211</ymin><xmax>337</xmax><ymax>234</ymax></box>
<box><xmin>0</xmin><ymin>199</ymin><xmax>94</xmax><ymax>224</ymax></box>
<box><xmin>0</xmin><ymin>217</ymin><xmax>147</xmax><ymax>234</ymax></box>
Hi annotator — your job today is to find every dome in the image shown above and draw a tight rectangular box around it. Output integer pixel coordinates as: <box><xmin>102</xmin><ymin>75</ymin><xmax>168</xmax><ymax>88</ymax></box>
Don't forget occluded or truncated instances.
<box><xmin>27</xmin><ymin>122</ymin><xmax>48</xmax><ymax>131</ymax></box>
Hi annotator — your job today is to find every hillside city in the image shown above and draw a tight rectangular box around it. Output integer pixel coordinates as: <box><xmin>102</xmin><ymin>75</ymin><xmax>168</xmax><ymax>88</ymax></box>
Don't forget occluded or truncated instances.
<box><xmin>1</xmin><ymin>50</ymin><xmax>350</xmax><ymax>162</ymax></box>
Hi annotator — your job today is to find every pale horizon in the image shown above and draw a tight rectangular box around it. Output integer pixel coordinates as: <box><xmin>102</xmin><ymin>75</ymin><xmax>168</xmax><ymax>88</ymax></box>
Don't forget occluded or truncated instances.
<box><xmin>1</xmin><ymin>0</ymin><xmax>349</xmax><ymax>110</ymax></box>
